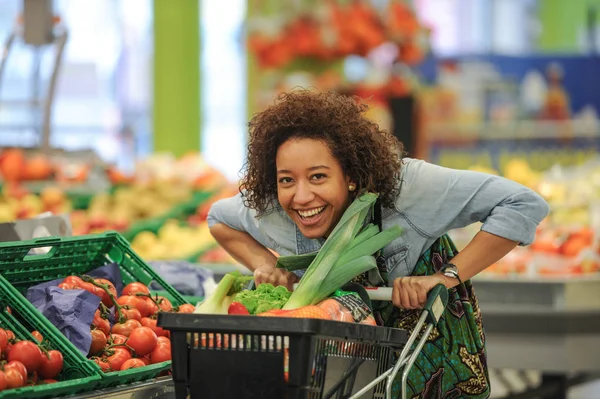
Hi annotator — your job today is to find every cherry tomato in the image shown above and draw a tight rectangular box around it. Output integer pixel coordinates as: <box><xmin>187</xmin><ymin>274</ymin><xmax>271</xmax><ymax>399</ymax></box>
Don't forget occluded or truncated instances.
<box><xmin>120</xmin><ymin>358</ymin><xmax>146</xmax><ymax>370</ymax></box>
<box><xmin>5</xmin><ymin>361</ymin><xmax>27</xmax><ymax>381</ymax></box>
<box><xmin>150</xmin><ymin>342</ymin><xmax>171</xmax><ymax>364</ymax></box>
<box><xmin>0</xmin><ymin>370</ymin><xmax>7</xmax><ymax>391</ymax></box>
<box><xmin>106</xmin><ymin>348</ymin><xmax>132</xmax><ymax>371</ymax></box>
<box><xmin>89</xmin><ymin>330</ymin><xmax>107</xmax><ymax>356</ymax></box>
<box><xmin>111</xmin><ymin>319</ymin><xmax>142</xmax><ymax>337</ymax></box>
<box><xmin>31</xmin><ymin>331</ymin><xmax>43</xmax><ymax>343</ymax></box>
<box><xmin>8</xmin><ymin>341</ymin><xmax>43</xmax><ymax>373</ymax></box>
<box><xmin>140</xmin><ymin>317</ymin><xmax>168</xmax><ymax>337</ymax></box>
<box><xmin>156</xmin><ymin>296</ymin><xmax>172</xmax><ymax>312</ymax></box>
<box><xmin>4</xmin><ymin>367</ymin><xmax>25</xmax><ymax>389</ymax></box>
<box><xmin>91</xmin><ymin>357</ymin><xmax>111</xmax><ymax>372</ymax></box>
<box><xmin>177</xmin><ymin>304</ymin><xmax>195</xmax><ymax>313</ymax></box>
<box><xmin>38</xmin><ymin>350</ymin><xmax>63</xmax><ymax>379</ymax></box>
<box><xmin>122</xmin><ymin>282</ymin><xmax>150</xmax><ymax>297</ymax></box>
<box><xmin>0</xmin><ymin>329</ymin><xmax>8</xmax><ymax>351</ymax></box>
<box><xmin>127</xmin><ymin>327</ymin><xmax>157</xmax><ymax>357</ymax></box>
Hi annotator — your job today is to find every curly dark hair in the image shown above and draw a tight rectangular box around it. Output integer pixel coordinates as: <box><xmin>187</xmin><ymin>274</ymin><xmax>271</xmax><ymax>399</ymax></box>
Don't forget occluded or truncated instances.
<box><xmin>240</xmin><ymin>89</ymin><xmax>404</xmax><ymax>214</ymax></box>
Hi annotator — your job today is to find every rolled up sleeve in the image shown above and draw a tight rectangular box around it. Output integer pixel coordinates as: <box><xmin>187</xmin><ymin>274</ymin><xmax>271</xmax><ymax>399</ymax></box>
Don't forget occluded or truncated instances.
<box><xmin>398</xmin><ymin>159</ymin><xmax>550</xmax><ymax>246</ymax></box>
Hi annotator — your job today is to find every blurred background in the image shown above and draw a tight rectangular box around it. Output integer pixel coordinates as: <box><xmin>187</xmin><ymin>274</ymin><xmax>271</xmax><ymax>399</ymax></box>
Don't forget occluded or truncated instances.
<box><xmin>0</xmin><ymin>1</ymin><xmax>600</xmax><ymax>398</ymax></box>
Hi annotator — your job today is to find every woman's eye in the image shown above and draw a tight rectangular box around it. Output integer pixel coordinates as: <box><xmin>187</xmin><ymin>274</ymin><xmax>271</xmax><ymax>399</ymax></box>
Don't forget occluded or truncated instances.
<box><xmin>278</xmin><ymin>177</ymin><xmax>293</xmax><ymax>184</ymax></box>
<box><xmin>311</xmin><ymin>173</ymin><xmax>326</xmax><ymax>180</ymax></box>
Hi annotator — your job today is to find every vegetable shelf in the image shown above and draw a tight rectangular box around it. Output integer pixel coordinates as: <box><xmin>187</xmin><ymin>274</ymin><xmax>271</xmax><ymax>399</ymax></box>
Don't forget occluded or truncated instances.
<box><xmin>0</xmin><ymin>232</ymin><xmax>190</xmax><ymax>389</ymax></box>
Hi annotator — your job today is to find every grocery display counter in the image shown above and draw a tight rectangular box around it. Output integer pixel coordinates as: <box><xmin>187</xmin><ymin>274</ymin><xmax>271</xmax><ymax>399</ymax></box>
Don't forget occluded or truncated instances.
<box><xmin>475</xmin><ymin>274</ymin><xmax>600</xmax><ymax>398</ymax></box>
<box><xmin>70</xmin><ymin>377</ymin><xmax>175</xmax><ymax>399</ymax></box>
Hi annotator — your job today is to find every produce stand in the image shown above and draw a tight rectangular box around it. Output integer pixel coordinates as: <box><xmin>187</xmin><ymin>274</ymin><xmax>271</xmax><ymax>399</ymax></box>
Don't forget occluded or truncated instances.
<box><xmin>474</xmin><ymin>274</ymin><xmax>600</xmax><ymax>398</ymax></box>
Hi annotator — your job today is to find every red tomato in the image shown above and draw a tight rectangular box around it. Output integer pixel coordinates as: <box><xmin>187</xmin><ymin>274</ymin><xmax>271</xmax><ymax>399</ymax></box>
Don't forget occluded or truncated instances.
<box><xmin>38</xmin><ymin>350</ymin><xmax>63</xmax><ymax>379</ymax></box>
<box><xmin>143</xmin><ymin>298</ymin><xmax>159</xmax><ymax>316</ymax></box>
<box><xmin>5</xmin><ymin>330</ymin><xmax>15</xmax><ymax>341</ymax></box>
<box><xmin>177</xmin><ymin>304</ymin><xmax>195</xmax><ymax>313</ymax></box>
<box><xmin>92</xmin><ymin>310</ymin><xmax>111</xmax><ymax>336</ymax></box>
<box><xmin>4</xmin><ymin>367</ymin><xmax>24</xmax><ymax>389</ymax></box>
<box><xmin>3</xmin><ymin>343</ymin><xmax>12</xmax><ymax>359</ymax></box>
<box><xmin>150</xmin><ymin>343</ymin><xmax>171</xmax><ymax>364</ymax></box>
<box><xmin>156</xmin><ymin>296</ymin><xmax>172</xmax><ymax>312</ymax></box>
<box><xmin>127</xmin><ymin>327</ymin><xmax>157</xmax><ymax>357</ymax></box>
<box><xmin>140</xmin><ymin>317</ymin><xmax>168</xmax><ymax>337</ymax></box>
<box><xmin>106</xmin><ymin>348</ymin><xmax>131</xmax><ymax>371</ymax></box>
<box><xmin>41</xmin><ymin>379</ymin><xmax>58</xmax><ymax>384</ymax></box>
<box><xmin>122</xmin><ymin>282</ymin><xmax>150</xmax><ymax>297</ymax></box>
<box><xmin>8</xmin><ymin>341</ymin><xmax>43</xmax><ymax>373</ymax></box>
<box><xmin>0</xmin><ymin>370</ymin><xmax>6</xmax><ymax>391</ymax></box>
<box><xmin>228</xmin><ymin>302</ymin><xmax>250</xmax><ymax>315</ymax></box>
<box><xmin>89</xmin><ymin>330</ymin><xmax>107</xmax><ymax>356</ymax></box>
<box><xmin>91</xmin><ymin>357</ymin><xmax>111</xmax><ymax>372</ymax></box>
<box><xmin>156</xmin><ymin>336</ymin><xmax>171</xmax><ymax>347</ymax></box>
<box><xmin>140</xmin><ymin>355</ymin><xmax>151</xmax><ymax>366</ymax></box>
<box><xmin>93</xmin><ymin>278</ymin><xmax>118</xmax><ymax>307</ymax></box>
<box><xmin>31</xmin><ymin>331</ymin><xmax>43</xmax><ymax>343</ymax></box>
<box><xmin>5</xmin><ymin>361</ymin><xmax>27</xmax><ymax>381</ymax></box>
<box><xmin>118</xmin><ymin>307</ymin><xmax>142</xmax><ymax>322</ymax></box>
<box><xmin>117</xmin><ymin>296</ymin><xmax>148</xmax><ymax>318</ymax></box>
<box><xmin>111</xmin><ymin>320</ymin><xmax>142</xmax><ymax>337</ymax></box>
<box><xmin>109</xmin><ymin>333</ymin><xmax>128</xmax><ymax>346</ymax></box>
<box><xmin>0</xmin><ymin>329</ymin><xmax>8</xmax><ymax>351</ymax></box>
<box><xmin>63</xmin><ymin>276</ymin><xmax>84</xmax><ymax>286</ymax></box>
<box><xmin>57</xmin><ymin>282</ymin><xmax>75</xmax><ymax>290</ymax></box>
<box><xmin>120</xmin><ymin>358</ymin><xmax>146</xmax><ymax>370</ymax></box>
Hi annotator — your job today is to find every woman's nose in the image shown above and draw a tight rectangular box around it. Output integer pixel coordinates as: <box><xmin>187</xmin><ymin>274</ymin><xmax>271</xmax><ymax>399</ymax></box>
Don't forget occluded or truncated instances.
<box><xmin>293</xmin><ymin>181</ymin><xmax>315</xmax><ymax>204</ymax></box>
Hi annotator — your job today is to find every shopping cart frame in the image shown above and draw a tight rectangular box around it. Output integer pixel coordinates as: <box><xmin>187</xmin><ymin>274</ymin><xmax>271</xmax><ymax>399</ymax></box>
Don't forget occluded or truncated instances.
<box><xmin>158</xmin><ymin>284</ymin><xmax>448</xmax><ymax>399</ymax></box>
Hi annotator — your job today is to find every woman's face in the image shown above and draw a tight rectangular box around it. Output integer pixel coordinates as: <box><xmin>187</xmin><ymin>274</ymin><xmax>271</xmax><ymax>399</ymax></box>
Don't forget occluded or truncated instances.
<box><xmin>276</xmin><ymin>137</ymin><xmax>353</xmax><ymax>239</ymax></box>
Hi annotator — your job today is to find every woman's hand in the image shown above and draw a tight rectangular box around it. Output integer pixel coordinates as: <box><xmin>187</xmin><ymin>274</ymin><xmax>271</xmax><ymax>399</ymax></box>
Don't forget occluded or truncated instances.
<box><xmin>254</xmin><ymin>266</ymin><xmax>299</xmax><ymax>291</ymax></box>
<box><xmin>392</xmin><ymin>274</ymin><xmax>447</xmax><ymax>309</ymax></box>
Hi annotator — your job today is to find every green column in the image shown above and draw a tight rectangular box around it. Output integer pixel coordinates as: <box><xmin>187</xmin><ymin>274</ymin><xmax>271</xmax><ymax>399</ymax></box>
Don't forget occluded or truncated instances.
<box><xmin>153</xmin><ymin>0</ymin><xmax>201</xmax><ymax>156</ymax></box>
<box><xmin>538</xmin><ymin>0</ymin><xmax>600</xmax><ymax>52</ymax></box>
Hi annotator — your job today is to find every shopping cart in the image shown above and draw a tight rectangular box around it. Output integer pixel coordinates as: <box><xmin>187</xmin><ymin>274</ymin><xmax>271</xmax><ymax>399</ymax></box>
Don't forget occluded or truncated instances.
<box><xmin>158</xmin><ymin>284</ymin><xmax>448</xmax><ymax>399</ymax></box>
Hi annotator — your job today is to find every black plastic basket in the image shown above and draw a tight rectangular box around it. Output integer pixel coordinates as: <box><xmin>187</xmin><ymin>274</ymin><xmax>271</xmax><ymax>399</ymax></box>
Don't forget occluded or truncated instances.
<box><xmin>158</xmin><ymin>313</ymin><xmax>408</xmax><ymax>399</ymax></box>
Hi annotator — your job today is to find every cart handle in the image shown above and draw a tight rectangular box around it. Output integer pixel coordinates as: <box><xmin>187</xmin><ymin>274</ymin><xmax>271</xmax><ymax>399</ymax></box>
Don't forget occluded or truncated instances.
<box><xmin>363</xmin><ymin>284</ymin><xmax>448</xmax><ymax>326</ymax></box>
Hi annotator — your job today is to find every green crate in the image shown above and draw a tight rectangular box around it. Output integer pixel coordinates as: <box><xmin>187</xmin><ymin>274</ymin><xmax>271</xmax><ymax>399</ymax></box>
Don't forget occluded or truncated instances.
<box><xmin>0</xmin><ymin>278</ymin><xmax>101</xmax><ymax>398</ymax></box>
<box><xmin>0</xmin><ymin>232</ymin><xmax>190</xmax><ymax>389</ymax></box>
<box><xmin>121</xmin><ymin>190</ymin><xmax>214</xmax><ymax>242</ymax></box>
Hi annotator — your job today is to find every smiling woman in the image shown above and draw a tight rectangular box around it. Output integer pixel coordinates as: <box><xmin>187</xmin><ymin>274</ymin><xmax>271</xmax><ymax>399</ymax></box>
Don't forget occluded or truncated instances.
<box><xmin>207</xmin><ymin>89</ymin><xmax>549</xmax><ymax>398</ymax></box>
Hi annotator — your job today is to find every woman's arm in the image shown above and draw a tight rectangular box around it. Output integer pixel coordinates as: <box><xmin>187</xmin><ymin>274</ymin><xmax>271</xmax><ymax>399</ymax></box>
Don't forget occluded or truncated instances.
<box><xmin>442</xmin><ymin>231</ymin><xmax>518</xmax><ymax>287</ymax></box>
<box><xmin>209</xmin><ymin>223</ymin><xmax>277</xmax><ymax>272</ymax></box>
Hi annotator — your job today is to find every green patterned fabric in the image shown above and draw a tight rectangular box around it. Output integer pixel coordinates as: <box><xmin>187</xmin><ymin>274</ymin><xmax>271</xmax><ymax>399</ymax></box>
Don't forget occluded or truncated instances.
<box><xmin>352</xmin><ymin>234</ymin><xmax>491</xmax><ymax>399</ymax></box>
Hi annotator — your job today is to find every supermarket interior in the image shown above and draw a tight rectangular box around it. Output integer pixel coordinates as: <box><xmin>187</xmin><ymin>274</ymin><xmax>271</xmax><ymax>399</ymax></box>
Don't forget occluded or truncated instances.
<box><xmin>0</xmin><ymin>0</ymin><xmax>600</xmax><ymax>398</ymax></box>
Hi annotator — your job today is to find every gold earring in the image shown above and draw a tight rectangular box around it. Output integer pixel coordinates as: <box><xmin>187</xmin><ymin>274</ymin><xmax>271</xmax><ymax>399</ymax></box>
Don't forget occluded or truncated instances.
<box><xmin>349</xmin><ymin>184</ymin><xmax>356</xmax><ymax>192</ymax></box>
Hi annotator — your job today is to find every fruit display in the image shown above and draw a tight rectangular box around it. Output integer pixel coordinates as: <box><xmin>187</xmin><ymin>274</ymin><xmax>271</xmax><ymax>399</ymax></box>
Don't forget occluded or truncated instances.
<box><xmin>0</xmin><ymin>186</ymin><xmax>72</xmax><ymax>222</ymax></box>
<box><xmin>69</xmin><ymin>182</ymin><xmax>194</xmax><ymax>236</ymax></box>
<box><xmin>457</xmin><ymin>157</ymin><xmax>600</xmax><ymax>278</ymax></box>
<box><xmin>130</xmin><ymin>220</ymin><xmax>216</xmax><ymax>261</ymax></box>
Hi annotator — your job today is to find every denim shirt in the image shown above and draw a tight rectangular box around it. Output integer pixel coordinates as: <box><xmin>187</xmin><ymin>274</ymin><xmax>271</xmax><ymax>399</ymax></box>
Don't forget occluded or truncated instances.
<box><xmin>207</xmin><ymin>158</ymin><xmax>550</xmax><ymax>283</ymax></box>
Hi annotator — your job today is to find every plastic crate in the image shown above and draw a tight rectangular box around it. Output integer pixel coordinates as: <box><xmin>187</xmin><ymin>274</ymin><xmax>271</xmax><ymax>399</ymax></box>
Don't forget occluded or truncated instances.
<box><xmin>0</xmin><ymin>232</ymin><xmax>190</xmax><ymax>389</ymax></box>
<box><xmin>157</xmin><ymin>313</ymin><xmax>408</xmax><ymax>399</ymax></box>
<box><xmin>0</xmin><ymin>277</ymin><xmax>101</xmax><ymax>398</ymax></box>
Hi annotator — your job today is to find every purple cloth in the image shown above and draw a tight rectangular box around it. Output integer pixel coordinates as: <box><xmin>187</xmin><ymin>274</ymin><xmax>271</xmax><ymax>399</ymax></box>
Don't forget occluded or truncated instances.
<box><xmin>25</xmin><ymin>262</ymin><xmax>124</xmax><ymax>356</ymax></box>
